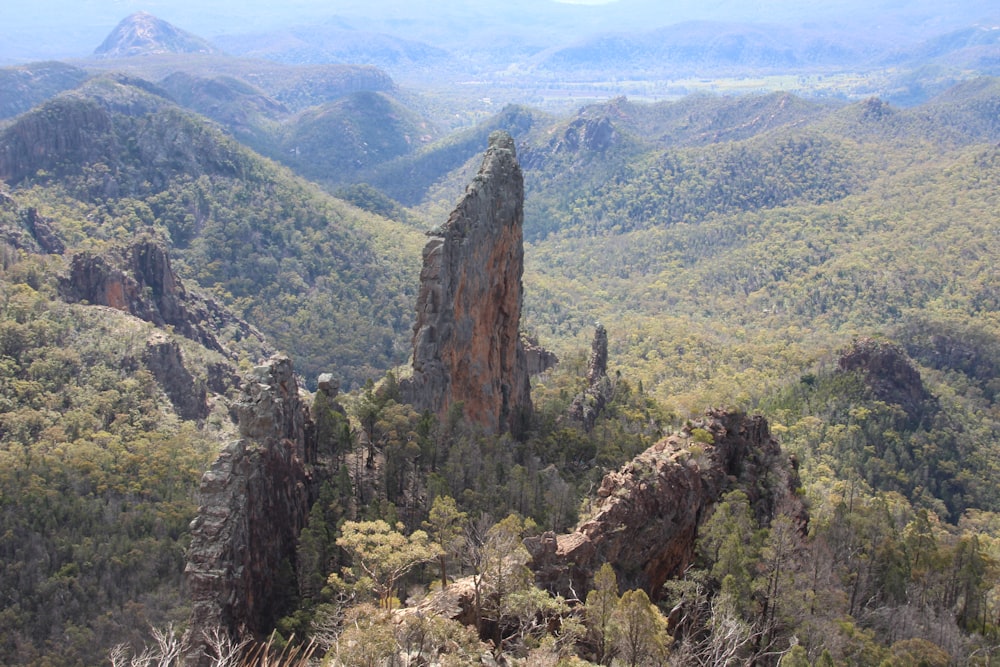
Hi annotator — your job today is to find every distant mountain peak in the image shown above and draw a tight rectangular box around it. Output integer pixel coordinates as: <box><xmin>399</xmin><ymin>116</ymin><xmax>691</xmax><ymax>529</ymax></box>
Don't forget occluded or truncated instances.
<box><xmin>93</xmin><ymin>12</ymin><xmax>219</xmax><ymax>59</ymax></box>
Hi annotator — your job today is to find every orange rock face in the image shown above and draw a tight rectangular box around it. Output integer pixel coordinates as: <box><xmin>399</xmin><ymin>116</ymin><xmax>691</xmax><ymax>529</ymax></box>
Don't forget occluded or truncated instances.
<box><xmin>403</xmin><ymin>131</ymin><xmax>531</xmax><ymax>433</ymax></box>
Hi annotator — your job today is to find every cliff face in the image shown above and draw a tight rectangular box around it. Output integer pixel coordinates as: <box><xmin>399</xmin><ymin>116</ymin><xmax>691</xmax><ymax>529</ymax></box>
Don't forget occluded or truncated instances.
<box><xmin>526</xmin><ymin>409</ymin><xmax>804</xmax><ymax>601</ymax></box>
<box><xmin>184</xmin><ymin>356</ymin><xmax>315</xmax><ymax>665</ymax></box>
<box><xmin>142</xmin><ymin>332</ymin><xmax>209</xmax><ymax>420</ymax></box>
<box><xmin>0</xmin><ymin>98</ymin><xmax>115</xmax><ymax>185</ymax></box>
<box><xmin>402</xmin><ymin>131</ymin><xmax>531</xmax><ymax>433</ymax></box>
<box><xmin>60</xmin><ymin>238</ymin><xmax>267</xmax><ymax>358</ymax></box>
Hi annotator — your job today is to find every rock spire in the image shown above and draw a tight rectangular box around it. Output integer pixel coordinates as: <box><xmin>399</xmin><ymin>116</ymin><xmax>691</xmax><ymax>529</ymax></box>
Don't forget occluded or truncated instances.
<box><xmin>401</xmin><ymin>131</ymin><xmax>531</xmax><ymax>433</ymax></box>
<box><xmin>184</xmin><ymin>356</ymin><xmax>315</xmax><ymax>665</ymax></box>
<box><xmin>569</xmin><ymin>323</ymin><xmax>612</xmax><ymax>431</ymax></box>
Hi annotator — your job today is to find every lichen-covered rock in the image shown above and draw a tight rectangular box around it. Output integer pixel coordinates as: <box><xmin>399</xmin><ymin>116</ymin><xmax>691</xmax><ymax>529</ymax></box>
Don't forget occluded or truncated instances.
<box><xmin>401</xmin><ymin>131</ymin><xmax>531</xmax><ymax>433</ymax></box>
<box><xmin>184</xmin><ymin>355</ymin><xmax>316</xmax><ymax>665</ymax></box>
<box><xmin>526</xmin><ymin>409</ymin><xmax>805</xmax><ymax>601</ymax></box>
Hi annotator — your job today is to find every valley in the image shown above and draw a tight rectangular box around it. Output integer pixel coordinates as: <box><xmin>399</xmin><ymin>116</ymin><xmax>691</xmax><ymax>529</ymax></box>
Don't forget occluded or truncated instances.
<box><xmin>1</xmin><ymin>4</ymin><xmax>1000</xmax><ymax>665</ymax></box>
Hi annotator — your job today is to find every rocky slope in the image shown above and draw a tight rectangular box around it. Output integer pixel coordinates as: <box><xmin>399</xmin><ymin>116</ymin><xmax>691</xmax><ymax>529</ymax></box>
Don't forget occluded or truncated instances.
<box><xmin>402</xmin><ymin>131</ymin><xmax>532</xmax><ymax>433</ymax></box>
<box><xmin>59</xmin><ymin>237</ymin><xmax>267</xmax><ymax>359</ymax></box>
<box><xmin>526</xmin><ymin>409</ymin><xmax>804</xmax><ymax>601</ymax></box>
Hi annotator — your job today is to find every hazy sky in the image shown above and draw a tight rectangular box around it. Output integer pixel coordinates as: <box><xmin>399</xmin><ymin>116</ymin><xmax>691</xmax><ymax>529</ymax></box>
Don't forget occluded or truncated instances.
<box><xmin>1</xmin><ymin>0</ymin><xmax>995</xmax><ymax>66</ymax></box>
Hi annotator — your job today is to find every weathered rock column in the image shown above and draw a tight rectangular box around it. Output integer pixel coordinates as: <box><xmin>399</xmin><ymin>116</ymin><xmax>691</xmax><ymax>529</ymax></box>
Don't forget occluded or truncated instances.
<box><xmin>402</xmin><ymin>131</ymin><xmax>532</xmax><ymax>433</ymax></box>
<box><xmin>184</xmin><ymin>355</ymin><xmax>315</xmax><ymax>665</ymax></box>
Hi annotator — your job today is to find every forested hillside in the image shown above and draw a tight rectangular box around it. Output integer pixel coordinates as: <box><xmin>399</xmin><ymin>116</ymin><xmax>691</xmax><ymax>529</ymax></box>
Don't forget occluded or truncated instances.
<box><xmin>1</xmin><ymin>55</ymin><xmax>1000</xmax><ymax>666</ymax></box>
<box><xmin>0</xmin><ymin>74</ymin><xmax>426</xmax><ymax>388</ymax></box>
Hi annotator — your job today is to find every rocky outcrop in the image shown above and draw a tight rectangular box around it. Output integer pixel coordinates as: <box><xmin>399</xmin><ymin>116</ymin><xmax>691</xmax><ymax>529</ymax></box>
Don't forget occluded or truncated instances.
<box><xmin>142</xmin><ymin>332</ymin><xmax>208</xmax><ymax>420</ymax></box>
<box><xmin>552</xmin><ymin>116</ymin><xmax>618</xmax><ymax>154</ymax></box>
<box><xmin>0</xmin><ymin>197</ymin><xmax>66</xmax><ymax>255</ymax></box>
<box><xmin>523</xmin><ymin>335</ymin><xmax>559</xmax><ymax>376</ymax></box>
<box><xmin>22</xmin><ymin>208</ymin><xmax>65</xmax><ymax>254</ymax></box>
<box><xmin>569</xmin><ymin>324</ymin><xmax>613</xmax><ymax>431</ymax></box>
<box><xmin>0</xmin><ymin>98</ymin><xmax>114</xmax><ymax>185</ymax></box>
<box><xmin>401</xmin><ymin>131</ymin><xmax>531</xmax><ymax>433</ymax></box>
<box><xmin>59</xmin><ymin>238</ymin><xmax>267</xmax><ymax>359</ymax></box>
<box><xmin>184</xmin><ymin>355</ymin><xmax>316</xmax><ymax>665</ymax></box>
<box><xmin>526</xmin><ymin>409</ymin><xmax>804</xmax><ymax>602</ymax></box>
<box><xmin>838</xmin><ymin>336</ymin><xmax>935</xmax><ymax>425</ymax></box>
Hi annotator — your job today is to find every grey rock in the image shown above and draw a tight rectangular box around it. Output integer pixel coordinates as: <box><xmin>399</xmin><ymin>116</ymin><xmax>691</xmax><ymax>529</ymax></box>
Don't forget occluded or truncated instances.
<box><xmin>569</xmin><ymin>323</ymin><xmax>612</xmax><ymax>431</ymax></box>
<box><xmin>142</xmin><ymin>332</ymin><xmax>208</xmax><ymax>420</ymax></box>
<box><xmin>184</xmin><ymin>355</ymin><xmax>316</xmax><ymax>665</ymax></box>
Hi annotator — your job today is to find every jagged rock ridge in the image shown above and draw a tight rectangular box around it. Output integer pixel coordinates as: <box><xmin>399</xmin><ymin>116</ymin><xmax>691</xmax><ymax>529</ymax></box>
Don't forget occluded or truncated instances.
<box><xmin>94</xmin><ymin>12</ymin><xmax>219</xmax><ymax>59</ymax></box>
<box><xmin>59</xmin><ymin>238</ymin><xmax>267</xmax><ymax>359</ymax></box>
<box><xmin>401</xmin><ymin>131</ymin><xmax>532</xmax><ymax>433</ymax></box>
<box><xmin>526</xmin><ymin>409</ymin><xmax>805</xmax><ymax>601</ymax></box>
<box><xmin>184</xmin><ymin>356</ymin><xmax>316</xmax><ymax>666</ymax></box>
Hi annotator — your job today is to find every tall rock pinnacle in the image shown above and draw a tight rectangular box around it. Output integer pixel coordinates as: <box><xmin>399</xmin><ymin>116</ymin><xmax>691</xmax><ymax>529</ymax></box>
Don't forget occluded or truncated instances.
<box><xmin>402</xmin><ymin>131</ymin><xmax>531</xmax><ymax>433</ymax></box>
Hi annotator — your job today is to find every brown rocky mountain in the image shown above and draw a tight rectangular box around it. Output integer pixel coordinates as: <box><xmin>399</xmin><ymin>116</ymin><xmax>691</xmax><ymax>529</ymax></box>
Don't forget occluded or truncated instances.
<box><xmin>401</xmin><ymin>131</ymin><xmax>533</xmax><ymax>434</ymax></box>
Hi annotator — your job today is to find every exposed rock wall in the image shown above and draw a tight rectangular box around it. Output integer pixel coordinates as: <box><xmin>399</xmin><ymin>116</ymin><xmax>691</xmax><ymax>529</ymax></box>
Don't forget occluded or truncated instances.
<box><xmin>523</xmin><ymin>335</ymin><xmax>559</xmax><ymax>376</ymax></box>
<box><xmin>402</xmin><ymin>131</ymin><xmax>531</xmax><ymax>433</ymax></box>
<box><xmin>60</xmin><ymin>237</ymin><xmax>267</xmax><ymax>358</ymax></box>
<box><xmin>142</xmin><ymin>332</ymin><xmax>208</xmax><ymax>420</ymax></box>
<box><xmin>23</xmin><ymin>208</ymin><xmax>65</xmax><ymax>254</ymax></box>
<box><xmin>526</xmin><ymin>409</ymin><xmax>804</xmax><ymax>601</ymax></box>
<box><xmin>184</xmin><ymin>356</ymin><xmax>316</xmax><ymax>665</ymax></box>
<box><xmin>838</xmin><ymin>336</ymin><xmax>935</xmax><ymax>425</ymax></box>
